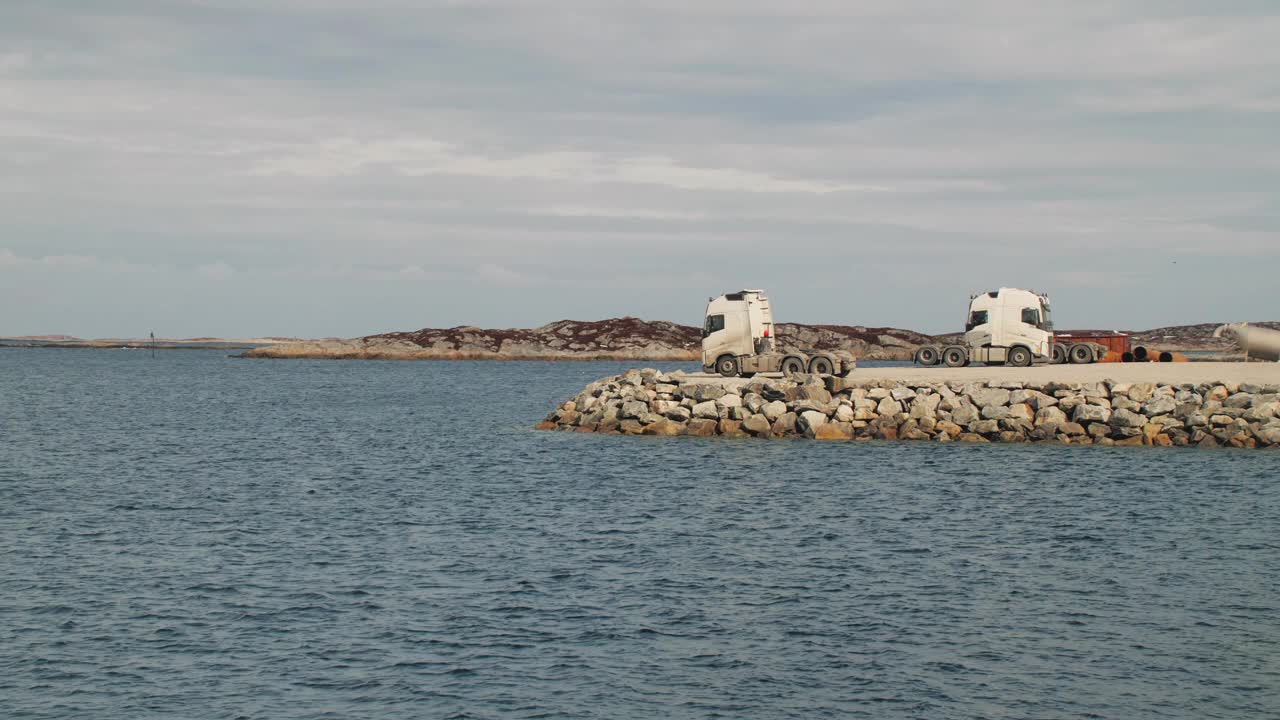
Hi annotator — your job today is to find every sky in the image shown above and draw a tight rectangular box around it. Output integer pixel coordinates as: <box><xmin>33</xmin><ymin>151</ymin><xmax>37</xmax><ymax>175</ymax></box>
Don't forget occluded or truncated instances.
<box><xmin>1</xmin><ymin>0</ymin><xmax>1277</xmax><ymax>338</ymax></box>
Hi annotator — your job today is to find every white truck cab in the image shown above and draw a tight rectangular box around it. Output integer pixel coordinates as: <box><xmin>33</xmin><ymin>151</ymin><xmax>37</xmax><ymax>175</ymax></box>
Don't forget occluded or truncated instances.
<box><xmin>964</xmin><ymin>288</ymin><xmax>1053</xmax><ymax>363</ymax></box>
<box><xmin>916</xmin><ymin>287</ymin><xmax>1057</xmax><ymax>367</ymax></box>
<box><xmin>702</xmin><ymin>290</ymin><xmax>853</xmax><ymax>377</ymax></box>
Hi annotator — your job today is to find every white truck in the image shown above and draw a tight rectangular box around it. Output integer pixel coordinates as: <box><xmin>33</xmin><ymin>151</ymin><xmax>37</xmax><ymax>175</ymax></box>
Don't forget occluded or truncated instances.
<box><xmin>914</xmin><ymin>287</ymin><xmax>1105</xmax><ymax>367</ymax></box>
<box><xmin>701</xmin><ymin>289</ymin><xmax>855</xmax><ymax>377</ymax></box>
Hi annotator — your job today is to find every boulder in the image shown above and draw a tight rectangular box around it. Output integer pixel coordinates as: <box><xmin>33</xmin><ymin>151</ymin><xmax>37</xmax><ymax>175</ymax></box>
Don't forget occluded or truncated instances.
<box><xmin>1073</xmin><ymin>404</ymin><xmax>1112</xmax><ymax>424</ymax></box>
<box><xmin>620</xmin><ymin>401</ymin><xmax>648</xmax><ymax>419</ymax></box>
<box><xmin>685</xmin><ymin>419</ymin><xmax>718</xmax><ymax>437</ymax></box>
<box><xmin>665</xmin><ymin>406</ymin><xmax>692</xmax><ymax>422</ymax></box>
<box><xmin>957</xmin><ymin>433</ymin><xmax>990</xmax><ymax>443</ymax></box>
<box><xmin>876</xmin><ymin>397</ymin><xmax>901</xmax><ymax>416</ymax></box>
<box><xmin>936</xmin><ymin>420</ymin><xmax>963</xmax><ymax>438</ymax></box>
<box><xmin>1128</xmin><ymin>383</ymin><xmax>1155</xmax><ymax>402</ymax></box>
<box><xmin>1058</xmin><ymin>422</ymin><xmax>1086</xmax><ymax>436</ymax></box>
<box><xmin>1223</xmin><ymin>392</ymin><xmax>1253</xmax><ymax>409</ymax></box>
<box><xmin>772</xmin><ymin>412</ymin><xmax>798</xmax><ymax>436</ymax></box>
<box><xmin>1007</xmin><ymin>403</ymin><xmax>1034</xmax><ymax>422</ymax></box>
<box><xmin>742</xmin><ymin>393</ymin><xmax>765</xmax><ymax>414</ymax></box>
<box><xmin>718</xmin><ymin>419</ymin><xmax>748</xmax><ymax>438</ymax></box>
<box><xmin>742</xmin><ymin>414</ymin><xmax>772</xmax><ymax>436</ymax></box>
<box><xmin>890</xmin><ymin>386</ymin><xmax>917</xmax><ymax>401</ymax></box>
<box><xmin>798</xmin><ymin>410</ymin><xmax>828</xmax><ymax>434</ymax></box>
<box><xmin>970</xmin><ymin>387</ymin><xmax>1011</xmax><ymax>408</ymax></box>
<box><xmin>762</xmin><ymin>400</ymin><xmax>788</xmax><ymax>422</ymax></box>
<box><xmin>908</xmin><ymin>393</ymin><xmax>942</xmax><ymax>419</ymax></box>
<box><xmin>642</xmin><ymin>419</ymin><xmax>685</xmax><ymax>436</ymax></box>
<box><xmin>970</xmin><ymin>419</ymin><xmax>1000</xmax><ymax>434</ymax></box>
<box><xmin>1110</xmin><ymin>408</ymin><xmax>1147</xmax><ymax>429</ymax></box>
<box><xmin>833</xmin><ymin>404</ymin><xmax>855</xmax><ymax>423</ymax></box>
<box><xmin>1035</xmin><ymin>406</ymin><xmax>1068</xmax><ymax>427</ymax></box>
<box><xmin>1142</xmin><ymin>397</ymin><xmax>1177</xmax><ymax>416</ymax></box>
<box><xmin>981</xmin><ymin>405</ymin><xmax>1011</xmax><ymax>420</ymax></box>
<box><xmin>810</xmin><ymin>422</ymin><xmax>852</xmax><ymax>440</ymax></box>
<box><xmin>692</xmin><ymin>401</ymin><xmax>720</xmax><ymax>419</ymax></box>
<box><xmin>1111</xmin><ymin>397</ymin><xmax>1141</xmax><ymax>413</ymax></box>
<box><xmin>951</xmin><ymin>404</ymin><xmax>980</xmax><ymax>426</ymax></box>
<box><xmin>715</xmin><ymin>394</ymin><xmax>743</xmax><ymax>410</ymax></box>
<box><xmin>689</xmin><ymin>384</ymin><xmax>728</xmax><ymax>402</ymax></box>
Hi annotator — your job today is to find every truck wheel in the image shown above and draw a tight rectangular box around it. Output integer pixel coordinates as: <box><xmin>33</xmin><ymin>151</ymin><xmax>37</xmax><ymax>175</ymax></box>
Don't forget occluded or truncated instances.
<box><xmin>808</xmin><ymin>356</ymin><xmax>834</xmax><ymax>375</ymax></box>
<box><xmin>1008</xmin><ymin>346</ymin><xmax>1032</xmax><ymax>367</ymax></box>
<box><xmin>780</xmin><ymin>356</ymin><xmax>805</xmax><ymax>377</ymax></box>
<box><xmin>1052</xmin><ymin>344</ymin><xmax>1067</xmax><ymax>364</ymax></box>
<box><xmin>915</xmin><ymin>346</ymin><xmax>940</xmax><ymax>366</ymax></box>
<box><xmin>715</xmin><ymin>355</ymin><xmax>739</xmax><ymax>377</ymax></box>
<box><xmin>943</xmin><ymin>346</ymin><xmax>967</xmax><ymax>368</ymax></box>
<box><xmin>1069</xmin><ymin>344</ymin><xmax>1093</xmax><ymax>364</ymax></box>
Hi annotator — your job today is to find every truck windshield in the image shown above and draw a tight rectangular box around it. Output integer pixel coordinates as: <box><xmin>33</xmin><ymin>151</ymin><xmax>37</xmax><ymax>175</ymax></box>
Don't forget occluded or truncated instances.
<box><xmin>966</xmin><ymin>310</ymin><xmax>988</xmax><ymax>331</ymax></box>
<box><xmin>1041</xmin><ymin>302</ymin><xmax>1053</xmax><ymax>330</ymax></box>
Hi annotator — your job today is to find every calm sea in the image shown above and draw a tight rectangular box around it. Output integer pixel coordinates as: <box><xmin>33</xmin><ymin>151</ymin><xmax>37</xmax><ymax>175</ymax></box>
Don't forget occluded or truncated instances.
<box><xmin>2</xmin><ymin>349</ymin><xmax>1277</xmax><ymax>719</ymax></box>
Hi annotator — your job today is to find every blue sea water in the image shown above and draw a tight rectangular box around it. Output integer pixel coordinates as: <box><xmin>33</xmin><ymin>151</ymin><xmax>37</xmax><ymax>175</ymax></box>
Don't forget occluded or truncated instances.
<box><xmin>1</xmin><ymin>349</ymin><xmax>1277</xmax><ymax>719</ymax></box>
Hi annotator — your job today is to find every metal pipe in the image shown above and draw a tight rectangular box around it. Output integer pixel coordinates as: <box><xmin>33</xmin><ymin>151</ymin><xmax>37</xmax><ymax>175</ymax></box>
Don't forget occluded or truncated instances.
<box><xmin>1215</xmin><ymin>323</ymin><xmax>1280</xmax><ymax>362</ymax></box>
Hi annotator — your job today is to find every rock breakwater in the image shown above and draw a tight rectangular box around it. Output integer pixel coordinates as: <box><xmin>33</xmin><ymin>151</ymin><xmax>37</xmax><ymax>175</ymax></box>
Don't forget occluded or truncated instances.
<box><xmin>537</xmin><ymin>369</ymin><xmax>1280</xmax><ymax>448</ymax></box>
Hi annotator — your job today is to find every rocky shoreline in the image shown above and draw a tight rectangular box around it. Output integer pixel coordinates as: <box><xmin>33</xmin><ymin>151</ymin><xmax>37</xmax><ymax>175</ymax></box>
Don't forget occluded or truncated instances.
<box><xmin>537</xmin><ymin>369</ymin><xmax>1280</xmax><ymax>449</ymax></box>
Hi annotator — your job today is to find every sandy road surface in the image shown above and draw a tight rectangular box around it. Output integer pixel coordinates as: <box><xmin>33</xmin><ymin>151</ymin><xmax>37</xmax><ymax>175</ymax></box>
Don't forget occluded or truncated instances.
<box><xmin>674</xmin><ymin>361</ymin><xmax>1280</xmax><ymax>388</ymax></box>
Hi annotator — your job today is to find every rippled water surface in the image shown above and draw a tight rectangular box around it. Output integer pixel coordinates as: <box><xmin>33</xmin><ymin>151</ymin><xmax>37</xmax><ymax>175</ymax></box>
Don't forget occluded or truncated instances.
<box><xmin>2</xmin><ymin>349</ymin><xmax>1278</xmax><ymax>719</ymax></box>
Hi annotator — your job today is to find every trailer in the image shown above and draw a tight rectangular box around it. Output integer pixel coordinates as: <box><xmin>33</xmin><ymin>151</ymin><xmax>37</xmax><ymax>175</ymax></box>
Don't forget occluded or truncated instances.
<box><xmin>701</xmin><ymin>290</ymin><xmax>854</xmax><ymax>377</ymax></box>
<box><xmin>1050</xmin><ymin>331</ymin><xmax>1126</xmax><ymax>364</ymax></box>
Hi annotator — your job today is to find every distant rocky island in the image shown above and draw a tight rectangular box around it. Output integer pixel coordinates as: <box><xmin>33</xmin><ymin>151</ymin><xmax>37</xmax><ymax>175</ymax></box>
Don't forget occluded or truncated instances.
<box><xmin>7</xmin><ymin>319</ymin><xmax>1275</xmax><ymax>361</ymax></box>
<box><xmin>239</xmin><ymin>318</ymin><xmax>933</xmax><ymax>361</ymax></box>
<box><xmin>236</xmin><ymin>319</ymin><xmax>1280</xmax><ymax>362</ymax></box>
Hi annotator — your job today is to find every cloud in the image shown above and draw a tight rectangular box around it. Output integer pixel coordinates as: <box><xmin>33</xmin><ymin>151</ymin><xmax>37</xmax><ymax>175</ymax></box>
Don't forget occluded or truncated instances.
<box><xmin>195</xmin><ymin>261</ymin><xmax>236</xmax><ymax>280</ymax></box>
<box><xmin>475</xmin><ymin>263</ymin><xmax>541</xmax><ymax>287</ymax></box>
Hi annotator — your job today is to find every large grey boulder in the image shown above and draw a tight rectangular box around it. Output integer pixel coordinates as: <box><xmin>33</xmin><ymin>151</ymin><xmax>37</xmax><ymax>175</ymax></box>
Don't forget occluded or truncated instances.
<box><xmin>620</xmin><ymin>400</ymin><xmax>648</xmax><ymax>419</ymax></box>
<box><xmin>665</xmin><ymin>406</ymin><xmax>692</xmax><ymax>422</ymax></box>
<box><xmin>951</xmin><ymin>404</ymin><xmax>980</xmax><ymax>426</ymax></box>
<box><xmin>970</xmin><ymin>387</ymin><xmax>1011</xmax><ymax>408</ymax></box>
<box><xmin>1035</xmin><ymin>406</ymin><xmax>1068</xmax><ymax>427</ymax></box>
<box><xmin>876</xmin><ymin>397</ymin><xmax>901</xmax><ymax>416</ymax></box>
<box><xmin>1142</xmin><ymin>396</ymin><xmax>1177</xmax><ymax>416</ymax></box>
<box><xmin>1110</xmin><ymin>408</ymin><xmax>1146</xmax><ymax>428</ymax></box>
<box><xmin>798</xmin><ymin>410</ymin><xmax>828</xmax><ymax>434</ymax></box>
<box><xmin>689</xmin><ymin>384</ymin><xmax>728</xmax><ymax>402</ymax></box>
<box><xmin>1073</xmin><ymin>404</ymin><xmax>1112</xmax><ymax>424</ymax></box>
<box><xmin>891</xmin><ymin>386</ymin><xmax>917</xmax><ymax>401</ymax></box>
<box><xmin>742</xmin><ymin>414</ymin><xmax>772</xmax><ymax>436</ymax></box>
<box><xmin>692</xmin><ymin>401</ymin><xmax>720</xmax><ymax>419</ymax></box>
<box><xmin>716</xmin><ymin>394</ymin><xmax>743</xmax><ymax>410</ymax></box>
<box><xmin>909</xmin><ymin>393</ymin><xmax>942</xmax><ymax>419</ymax></box>
<box><xmin>762</xmin><ymin>400</ymin><xmax>788</xmax><ymax>422</ymax></box>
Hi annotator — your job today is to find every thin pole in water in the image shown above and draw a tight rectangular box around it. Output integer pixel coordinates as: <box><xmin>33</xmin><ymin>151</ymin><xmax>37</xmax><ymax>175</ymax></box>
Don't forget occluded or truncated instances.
<box><xmin>150</xmin><ymin>332</ymin><xmax>155</xmax><ymax>359</ymax></box>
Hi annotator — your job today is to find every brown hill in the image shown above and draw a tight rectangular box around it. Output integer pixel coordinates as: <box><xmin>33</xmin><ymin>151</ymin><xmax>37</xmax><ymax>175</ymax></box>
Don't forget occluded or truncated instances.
<box><xmin>242</xmin><ymin>318</ymin><xmax>932</xmax><ymax>361</ymax></box>
<box><xmin>239</xmin><ymin>318</ymin><xmax>1280</xmax><ymax>362</ymax></box>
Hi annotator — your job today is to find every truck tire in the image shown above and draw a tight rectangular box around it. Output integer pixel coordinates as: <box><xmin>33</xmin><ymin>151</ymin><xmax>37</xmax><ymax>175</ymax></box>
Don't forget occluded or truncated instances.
<box><xmin>1052</xmin><ymin>344</ymin><xmax>1067</xmax><ymax>364</ymax></box>
<box><xmin>780</xmin><ymin>356</ymin><xmax>805</xmax><ymax>377</ymax></box>
<box><xmin>715</xmin><ymin>355</ymin><xmax>739</xmax><ymax>377</ymax></box>
<box><xmin>942</xmin><ymin>346</ymin><xmax>967</xmax><ymax>367</ymax></box>
<box><xmin>1068</xmin><ymin>343</ymin><xmax>1093</xmax><ymax>364</ymax></box>
<box><xmin>915</xmin><ymin>346</ymin><xmax>940</xmax><ymax>366</ymax></box>
<box><xmin>1008</xmin><ymin>346</ymin><xmax>1032</xmax><ymax>367</ymax></box>
<box><xmin>808</xmin><ymin>356</ymin><xmax>834</xmax><ymax>375</ymax></box>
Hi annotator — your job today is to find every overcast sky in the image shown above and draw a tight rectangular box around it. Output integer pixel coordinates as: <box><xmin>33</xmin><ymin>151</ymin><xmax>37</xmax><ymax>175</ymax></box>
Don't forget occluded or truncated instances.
<box><xmin>2</xmin><ymin>1</ymin><xmax>1277</xmax><ymax>338</ymax></box>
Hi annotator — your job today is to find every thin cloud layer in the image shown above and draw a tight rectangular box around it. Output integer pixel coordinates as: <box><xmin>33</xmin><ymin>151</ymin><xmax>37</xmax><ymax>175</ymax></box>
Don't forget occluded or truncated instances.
<box><xmin>1</xmin><ymin>0</ymin><xmax>1276</xmax><ymax>337</ymax></box>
